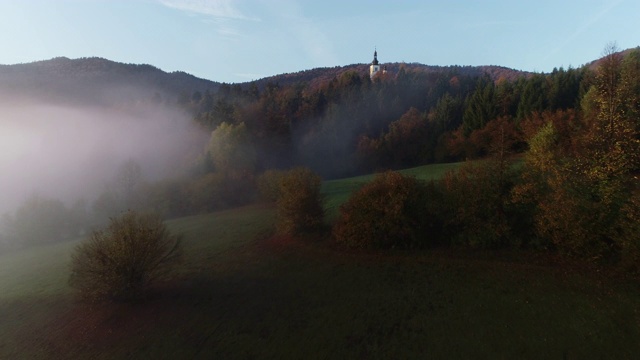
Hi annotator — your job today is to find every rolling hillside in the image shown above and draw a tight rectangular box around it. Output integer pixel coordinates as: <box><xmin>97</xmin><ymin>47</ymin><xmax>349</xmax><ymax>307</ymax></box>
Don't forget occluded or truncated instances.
<box><xmin>0</xmin><ymin>57</ymin><xmax>533</xmax><ymax>106</ymax></box>
<box><xmin>0</xmin><ymin>57</ymin><xmax>221</xmax><ymax>106</ymax></box>
<box><xmin>3</xmin><ymin>47</ymin><xmax>638</xmax><ymax>108</ymax></box>
<box><xmin>247</xmin><ymin>62</ymin><xmax>532</xmax><ymax>92</ymax></box>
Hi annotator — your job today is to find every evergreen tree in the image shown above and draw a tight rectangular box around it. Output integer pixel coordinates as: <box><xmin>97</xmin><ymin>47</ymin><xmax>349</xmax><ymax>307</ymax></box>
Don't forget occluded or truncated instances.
<box><xmin>463</xmin><ymin>76</ymin><xmax>497</xmax><ymax>135</ymax></box>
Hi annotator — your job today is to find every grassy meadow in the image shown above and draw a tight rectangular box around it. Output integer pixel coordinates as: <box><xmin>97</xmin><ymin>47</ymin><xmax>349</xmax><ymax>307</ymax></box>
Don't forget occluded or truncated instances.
<box><xmin>1</xmin><ymin>163</ymin><xmax>639</xmax><ymax>359</ymax></box>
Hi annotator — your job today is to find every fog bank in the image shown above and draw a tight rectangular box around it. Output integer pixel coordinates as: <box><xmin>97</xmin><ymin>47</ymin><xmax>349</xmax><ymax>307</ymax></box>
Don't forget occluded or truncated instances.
<box><xmin>0</xmin><ymin>102</ymin><xmax>207</xmax><ymax>215</ymax></box>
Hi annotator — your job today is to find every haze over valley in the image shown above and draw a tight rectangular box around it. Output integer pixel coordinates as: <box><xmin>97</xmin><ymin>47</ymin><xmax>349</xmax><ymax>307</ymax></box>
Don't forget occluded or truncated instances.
<box><xmin>0</xmin><ymin>100</ymin><xmax>206</xmax><ymax>215</ymax></box>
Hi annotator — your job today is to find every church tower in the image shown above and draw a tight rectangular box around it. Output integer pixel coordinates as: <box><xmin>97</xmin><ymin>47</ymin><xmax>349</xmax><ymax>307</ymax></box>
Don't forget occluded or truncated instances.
<box><xmin>370</xmin><ymin>49</ymin><xmax>380</xmax><ymax>79</ymax></box>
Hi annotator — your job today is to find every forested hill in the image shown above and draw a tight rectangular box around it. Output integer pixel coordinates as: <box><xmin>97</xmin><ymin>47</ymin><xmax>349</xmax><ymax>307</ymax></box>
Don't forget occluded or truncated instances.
<box><xmin>185</xmin><ymin>56</ymin><xmax>594</xmax><ymax>179</ymax></box>
<box><xmin>0</xmin><ymin>57</ymin><xmax>532</xmax><ymax>107</ymax></box>
<box><xmin>0</xmin><ymin>57</ymin><xmax>220</xmax><ymax>106</ymax></box>
<box><xmin>586</xmin><ymin>46</ymin><xmax>640</xmax><ymax>71</ymax></box>
<box><xmin>247</xmin><ymin>63</ymin><xmax>530</xmax><ymax>91</ymax></box>
<box><xmin>1</xmin><ymin>50</ymin><xmax>635</xmax><ymax>181</ymax></box>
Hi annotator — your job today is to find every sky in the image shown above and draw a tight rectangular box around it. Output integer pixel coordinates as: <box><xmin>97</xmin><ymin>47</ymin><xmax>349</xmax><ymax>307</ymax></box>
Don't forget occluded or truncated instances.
<box><xmin>0</xmin><ymin>0</ymin><xmax>638</xmax><ymax>83</ymax></box>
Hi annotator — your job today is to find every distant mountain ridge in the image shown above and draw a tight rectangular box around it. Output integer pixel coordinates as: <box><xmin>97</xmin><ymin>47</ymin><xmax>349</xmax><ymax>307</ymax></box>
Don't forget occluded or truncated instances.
<box><xmin>0</xmin><ymin>57</ymin><xmax>221</xmax><ymax>106</ymax></box>
<box><xmin>0</xmin><ymin>57</ymin><xmax>534</xmax><ymax>106</ymax></box>
<box><xmin>2</xmin><ymin>49</ymin><xmax>636</xmax><ymax>107</ymax></box>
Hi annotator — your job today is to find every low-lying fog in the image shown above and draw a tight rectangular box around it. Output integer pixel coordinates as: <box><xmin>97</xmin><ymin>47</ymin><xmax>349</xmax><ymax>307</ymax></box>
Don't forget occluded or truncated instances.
<box><xmin>0</xmin><ymin>101</ymin><xmax>208</xmax><ymax>216</ymax></box>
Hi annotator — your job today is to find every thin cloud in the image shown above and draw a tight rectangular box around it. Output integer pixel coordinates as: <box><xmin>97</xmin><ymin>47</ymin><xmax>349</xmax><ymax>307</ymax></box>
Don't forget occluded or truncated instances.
<box><xmin>542</xmin><ymin>0</ymin><xmax>623</xmax><ymax>64</ymax></box>
<box><xmin>158</xmin><ymin>0</ymin><xmax>255</xmax><ymax>20</ymax></box>
<box><xmin>158</xmin><ymin>0</ymin><xmax>258</xmax><ymax>37</ymax></box>
<box><xmin>269</xmin><ymin>1</ymin><xmax>339</xmax><ymax>68</ymax></box>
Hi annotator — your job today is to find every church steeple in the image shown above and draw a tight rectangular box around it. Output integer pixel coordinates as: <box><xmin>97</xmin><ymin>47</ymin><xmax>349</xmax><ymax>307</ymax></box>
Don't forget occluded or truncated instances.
<box><xmin>370</xmin><ymin>48</ymin><xmax>381</xmax><ymax>79</ymax></box>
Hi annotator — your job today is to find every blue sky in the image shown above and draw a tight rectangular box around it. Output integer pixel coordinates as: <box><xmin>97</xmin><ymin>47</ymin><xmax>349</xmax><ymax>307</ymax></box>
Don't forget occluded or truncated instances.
<box><xmin>0</xmin><ymin>0</ymin><xmax>637</xmax><ymax>83</ymax></box>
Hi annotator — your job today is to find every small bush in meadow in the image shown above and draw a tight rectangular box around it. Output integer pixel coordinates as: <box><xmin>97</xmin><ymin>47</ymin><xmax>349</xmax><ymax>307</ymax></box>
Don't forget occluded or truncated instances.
<box><xmin>69</xmin><ymin>211</ymin><xmax>181</xmax><ymax>302</ymax></box>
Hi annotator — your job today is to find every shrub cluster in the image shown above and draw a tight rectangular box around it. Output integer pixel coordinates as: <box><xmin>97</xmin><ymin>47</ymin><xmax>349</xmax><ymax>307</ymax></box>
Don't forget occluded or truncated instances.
<box><xmin>69</xmin><ymin>211</ymin><xmax>181</xmax><ymax>302</ymax></box>
<box><xmin>333</xmin><ymin>171</ymin><xmax>437</xmax><ymax>249</ymax></box>
<box><xmin>332</xmin><ymin>164</ymin><xmax>530</xmax><ymax>251</ymax></box>
<box><xmin>437</xmin><ymin>160</ymin><xmax>518</xmax><ymax>249</ymax></box>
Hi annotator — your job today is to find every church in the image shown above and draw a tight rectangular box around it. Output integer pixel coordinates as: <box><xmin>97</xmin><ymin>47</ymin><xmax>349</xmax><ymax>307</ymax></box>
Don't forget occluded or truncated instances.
<box><xmin>369</xmin><ymin>49</ymin><xmax>387</xmax><ymax>79</ymax></box>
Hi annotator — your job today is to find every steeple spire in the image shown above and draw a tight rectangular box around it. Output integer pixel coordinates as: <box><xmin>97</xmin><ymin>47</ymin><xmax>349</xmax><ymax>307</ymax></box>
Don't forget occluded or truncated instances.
<box><xmin>370</xmin><ymin>48</ymin><xmax>381</xmax><ymax>79</ymax></box>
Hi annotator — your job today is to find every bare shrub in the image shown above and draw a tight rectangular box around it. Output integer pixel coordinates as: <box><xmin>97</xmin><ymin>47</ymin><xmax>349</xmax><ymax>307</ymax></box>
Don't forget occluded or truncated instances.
<box><xmin>69</xmin><ymin>211</ymin><xmax>181</xmax><ymax>302</ymax></box>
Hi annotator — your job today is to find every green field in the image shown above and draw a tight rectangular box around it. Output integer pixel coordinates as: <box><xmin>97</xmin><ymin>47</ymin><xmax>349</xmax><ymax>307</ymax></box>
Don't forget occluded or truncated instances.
<box><xmin>1</xmin><ymin>163</ymin><xmax>639</xmax><ymax>359</ymax></box>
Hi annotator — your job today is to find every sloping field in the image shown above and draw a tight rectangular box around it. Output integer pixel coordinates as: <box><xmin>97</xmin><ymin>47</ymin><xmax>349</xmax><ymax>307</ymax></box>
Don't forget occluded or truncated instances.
<box><xmin>322</xmin><ymin>162</ymin><xmax>462</xmax><ymax>219</ymax></box>
<box><xmin>1</xmin><ymin>164</ymin><xmax>639</xmax><ymax>359</ymax></box>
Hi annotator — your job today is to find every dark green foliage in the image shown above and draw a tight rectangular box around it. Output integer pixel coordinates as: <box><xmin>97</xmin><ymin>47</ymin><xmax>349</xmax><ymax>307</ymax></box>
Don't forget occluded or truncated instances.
<box><xmin>516</xmin><ymin>74</ymin><xmax>549</xmax><ymax>120</ymax></box>
<box><xmin>69</xmin><ymin>211</ymin><xmax>181</xmax><ymax>302</ymax></box>
<box><xmin>333</xmin><ymin>171</ymin><xmax>434</xmax><ymax>249</ymax></box>
<box><xmin>357</xmin><ymin>108</ymin><xmax>431</xmax><ymax>170</ymax></box>
<box><xmin>463</xmin><ymin>76</ymin><xmax>497</xmax><ymax>135</ymax></box>
<box><xmin>429</xmin><ymin>92</ymin><xmax>464</xmax><ymax>133</ymax></box>
<box><xmin>276</xmin><ymin>168</ymin><xmax>324</xmax><ymax>236</ymax></box>
<box><xmin>495</xmin><ymin>79</ymin><xmax>520</xmax><ymax>117</ymax></box>
<box><xmin>548</xmin><ymin>67</ymin><xmax>582</xmax><ymax>111</ymax></box>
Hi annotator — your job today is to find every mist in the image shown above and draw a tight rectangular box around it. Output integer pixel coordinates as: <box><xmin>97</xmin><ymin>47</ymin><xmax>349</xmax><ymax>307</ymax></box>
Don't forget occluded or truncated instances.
<box><xmin>0</xmin><ymin>100</ymin><xmax>208</xmax><ymax>216</ymax></box>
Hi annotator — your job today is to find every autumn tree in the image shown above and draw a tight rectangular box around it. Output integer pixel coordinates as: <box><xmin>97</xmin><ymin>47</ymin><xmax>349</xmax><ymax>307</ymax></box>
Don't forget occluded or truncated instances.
<box><xmin>439</xmin><ymin>159</ymin><xmax>519</xmax><ymax>248</ymax></box>
<box><xmin>333</xmin><ymin>171</ymin><xmax>436</xmax><ymax>249</ymax></box>
<box><xmin>276</xmin><ymin>168</ymin><xmax>324</xmax><ymax>236</ymax></box>
<box><xmin>207</xmin><ymin>122</ymin><xmax>256</xmax><ymax>177</ymax></box>
<box><xmin>512</xmin><ymin>121</ymin><xmax>573</xmax><ymax>251</ymax></box>
<box><xmin>369</xmin><ymin>108</ymin><xmax>430</xmax><ymax>168</ymax></box>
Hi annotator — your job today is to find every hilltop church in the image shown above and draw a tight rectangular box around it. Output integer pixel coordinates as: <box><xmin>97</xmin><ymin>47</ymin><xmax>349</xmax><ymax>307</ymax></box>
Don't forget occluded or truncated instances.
<box><xmin>369</xmin><ymin>49</ymin><xmax>387</xmax><ymax>79</ymax></box>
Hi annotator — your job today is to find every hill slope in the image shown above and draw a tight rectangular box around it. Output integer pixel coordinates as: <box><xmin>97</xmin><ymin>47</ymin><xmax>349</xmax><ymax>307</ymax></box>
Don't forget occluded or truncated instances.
<box><xmin>0</xmin><ymin>57</ymin><xmax>533</xmax><ymax>106</ymax></box>
<box><xmin>0</xmin><ymin>57</ymin><xmax>220</xmax><ymax>106</ymax></box>
<box><xmin>247</xmin><ymin>62</ymin><xmax>531</xmax><ymax>91</ymax></box>
<box><xmin>6</xmin><ymin>48</ymin><xmax>640</xmax><ymax>107</ymax></box>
